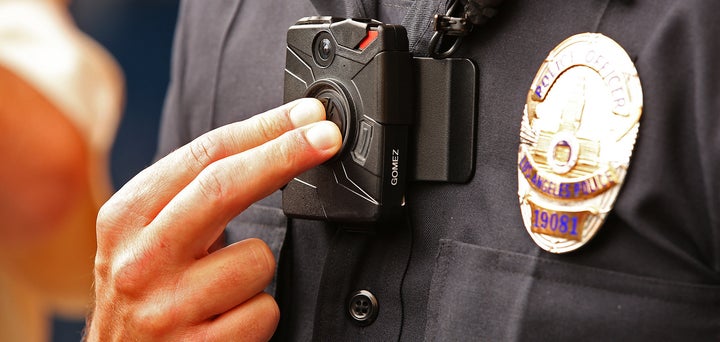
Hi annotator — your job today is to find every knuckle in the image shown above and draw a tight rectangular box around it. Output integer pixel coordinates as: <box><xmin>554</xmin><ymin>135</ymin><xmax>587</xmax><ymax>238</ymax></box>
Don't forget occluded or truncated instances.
<box><xmin>248</xmin><ymin>293</ymin><xmax>281</xmax><ymax>339</ymax></box>
<box><xmin>186</xmin><ymin>134</ymin><xmax>223</xmax><ymax>172</ymax></box>
<box><xmin>95</xmin><ymin>199</ymin><xmax>135</xmax><ymax>255</ymax></box>
<box><xmin>92</xmin><ymin>254</ymin><xmax>112</xmax><ymax>289</ymax></box>
<box><xmin>218</xmin><ymin>239</ymin><xmax>276</xmax><ymax>292</ymax></box>
<box><xmin>95</xmin><ymin>203</ymin><xmax>116</xmax><ymax>242</ymax></box>
<box><xmin>254</xmin><ymin>113</ymin><xmax>289</xmax><ymax>142</ymax></box>
<box><xmin>261</xmin><ymin>293</ymin><xmax>281</xmax><ymax>325</ymax></box>
<box><xmin>215</xmin><ymin>294</ymin><xmax>280</xmax><ymax>342</ymax></box>
<box><xmin>96</xmin><ymin>196</ymin><xmax>127</xmax><ymax>234</ymax></box>
<box><xmin>95</xmin><ymin>200</ymin><xmax>114</xmax><ymax>228</ymax></box>
<box><xmin>96</xmin><ymin>189</ymin><xmax>154</xmax><ymax>239</ymax></box>
<box><xmin>246</xmin><ymin>238</ymin><xmax>276</xmax><ymax>276</ymax></box>
<box><xmin>195</xmin><ymin>164</ymin><xmax>227</xmax><ymax>206</ymax></box>
<box><xmin>131</xmin><ymin>302</ymin><xmax>178</xmax><ymax>338</ymax></box>
<box><xmin>269</xmin><ymin>133</ymin><xmax>304</xmax><ymax>169</ymax></box>
<box><xmin>107</xmin><ymin>244</ymin><xmax>158</xmax><ymax>296</ymax></box>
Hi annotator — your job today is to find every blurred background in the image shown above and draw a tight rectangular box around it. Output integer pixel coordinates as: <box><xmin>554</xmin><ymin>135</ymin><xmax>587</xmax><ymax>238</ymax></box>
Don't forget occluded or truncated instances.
<box><xmin>0</xmin><ymin>0</ymin><xmax>178</xmax><ymax>340</ymax></box>
<box><xmin>70</xmin><ymin>0</ymin><xmax>179</xmax><ymax>190</ymax></box>
<box><xmin>63</xmin><ymin>0</ymin><xmax>178</xmax><ymax>340</ymax></box>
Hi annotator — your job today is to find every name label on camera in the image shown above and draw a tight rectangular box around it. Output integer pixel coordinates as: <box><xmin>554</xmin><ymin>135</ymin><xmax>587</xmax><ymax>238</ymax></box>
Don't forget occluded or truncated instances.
<box><xmin>390</xmin><ymin>149</ymin><xmax>400</xmax><ymax>186</ymax></box>
<box><xmin>517</xmin><ymin>33</ymin><xmax>643</xmax><ymax>254</ymax></box>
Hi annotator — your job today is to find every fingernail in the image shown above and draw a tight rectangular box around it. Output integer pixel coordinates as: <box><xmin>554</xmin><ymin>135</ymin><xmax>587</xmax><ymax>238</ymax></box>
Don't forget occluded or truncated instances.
<box><xmin>289</xmin><ymin>98</ymin><xmax>324</xmax><ymax>127</ymax></box>
<box><xmin>304</xmin><ymin>122</ymin><xmax>341</xmax><ymax>151</ymax></box>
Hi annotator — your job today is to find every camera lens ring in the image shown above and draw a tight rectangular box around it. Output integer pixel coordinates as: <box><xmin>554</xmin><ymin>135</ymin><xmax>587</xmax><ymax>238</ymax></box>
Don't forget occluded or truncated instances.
<box><xmin>304</xmin><ymin>80</ymin><xmax>353</xmax><ymax>159</ymax></box>
<box><xmin>312</xmin><ymin>31</ymin><xmax>335</xmax><ymax>68</ymax></box>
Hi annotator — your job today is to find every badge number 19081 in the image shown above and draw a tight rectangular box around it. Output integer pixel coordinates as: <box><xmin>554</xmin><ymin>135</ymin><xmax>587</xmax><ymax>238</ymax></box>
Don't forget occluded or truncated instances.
<box><xmin>518</xmin><ymin>33</ymin><xmax>643</xmax><ymax>253</ymax></box>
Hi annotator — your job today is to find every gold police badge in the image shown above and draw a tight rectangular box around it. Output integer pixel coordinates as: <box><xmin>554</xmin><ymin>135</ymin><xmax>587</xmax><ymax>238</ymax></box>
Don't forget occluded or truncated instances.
<box><xmin>518</xmin><ymin>33</ymin><xmax>643</xmax><ymax>253</ymax></box>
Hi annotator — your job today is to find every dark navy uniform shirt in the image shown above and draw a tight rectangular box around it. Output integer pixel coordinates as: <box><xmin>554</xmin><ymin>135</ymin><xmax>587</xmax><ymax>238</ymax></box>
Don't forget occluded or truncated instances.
<box><xmin>157</xmin><ymin>0</ymin><xmax>720</xmax><ymax>340</ymax></box>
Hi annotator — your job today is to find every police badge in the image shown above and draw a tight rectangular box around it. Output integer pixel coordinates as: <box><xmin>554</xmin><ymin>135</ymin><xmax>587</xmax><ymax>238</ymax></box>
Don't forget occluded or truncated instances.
<box><xmin>518</xmin><ymin>33</ymin><xmax>643</xmax><ymax>253</ymax></box>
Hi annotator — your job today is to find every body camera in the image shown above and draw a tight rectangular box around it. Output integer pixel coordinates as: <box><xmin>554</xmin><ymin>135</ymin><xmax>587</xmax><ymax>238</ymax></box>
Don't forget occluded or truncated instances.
<box><xmin>283</xmin><ymin>16</ymin><xmax>413</xmax><ymax>225</ymax></box>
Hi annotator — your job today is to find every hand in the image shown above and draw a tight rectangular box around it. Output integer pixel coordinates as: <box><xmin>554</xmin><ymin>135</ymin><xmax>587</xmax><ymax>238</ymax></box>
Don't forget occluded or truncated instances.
<box><xmin>85</xmin><ymin>99</ymin><xmax>341</xmax><ymax>341</ymax></box>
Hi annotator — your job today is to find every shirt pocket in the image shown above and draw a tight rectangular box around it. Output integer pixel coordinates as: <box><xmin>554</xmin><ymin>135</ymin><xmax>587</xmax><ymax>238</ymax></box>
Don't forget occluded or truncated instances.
<box><xmin>424</xmin><ymin>239</ymin><xmax>720</xmax><ymax>341</ymax></box>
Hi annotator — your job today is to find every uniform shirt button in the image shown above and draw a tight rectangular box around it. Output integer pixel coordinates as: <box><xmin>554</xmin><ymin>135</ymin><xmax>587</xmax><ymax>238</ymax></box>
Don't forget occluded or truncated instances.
<box><xmin>347</xmin><ymin>290</ymin><xmax>378</xmax><ymax>325</ymax></box>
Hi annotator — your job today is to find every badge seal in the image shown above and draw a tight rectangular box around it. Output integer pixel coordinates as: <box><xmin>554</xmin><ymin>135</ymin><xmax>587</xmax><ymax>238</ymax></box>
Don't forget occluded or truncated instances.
<box><xmin>518</xmin><ymin>33</ymin><xmax>643</xmax><ymax>253</ymax></box>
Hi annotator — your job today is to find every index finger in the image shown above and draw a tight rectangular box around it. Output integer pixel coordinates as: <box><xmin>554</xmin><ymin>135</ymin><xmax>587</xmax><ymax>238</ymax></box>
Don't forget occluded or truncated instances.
<box><xmin>150</xmin><ymin>120</ymin><xmax>341</xmax><ymax>255</ymax></box>
<box><xmin>97</xmin><ymin>99</ymin><xmax>326</xmax><ymax>236</ymax></box>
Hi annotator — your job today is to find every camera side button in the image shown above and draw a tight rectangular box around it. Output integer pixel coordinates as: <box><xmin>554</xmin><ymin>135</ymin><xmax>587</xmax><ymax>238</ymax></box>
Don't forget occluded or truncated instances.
<box><xmin>352</xmin><ymin>121</ymin><xmax>373</xmax><ymax>166</ymax></box>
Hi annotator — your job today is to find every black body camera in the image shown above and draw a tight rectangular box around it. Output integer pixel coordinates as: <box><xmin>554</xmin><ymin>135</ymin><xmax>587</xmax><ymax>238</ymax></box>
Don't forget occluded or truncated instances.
<box><xmin>283</xmin><ymin>17</ymin><xmax>477</xmax><ymax>226</ymax></box>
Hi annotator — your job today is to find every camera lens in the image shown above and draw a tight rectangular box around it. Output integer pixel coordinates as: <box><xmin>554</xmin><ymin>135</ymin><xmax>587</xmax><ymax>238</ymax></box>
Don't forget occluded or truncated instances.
<box><xmin>318</xmin><ymin>38</ymin><xmax>332</xmax><ymax>61</ymax></box>
<box><xmin>312</xmin><ymin>32</ymin><xmax>335</xmax><ymax>67</ymax></box>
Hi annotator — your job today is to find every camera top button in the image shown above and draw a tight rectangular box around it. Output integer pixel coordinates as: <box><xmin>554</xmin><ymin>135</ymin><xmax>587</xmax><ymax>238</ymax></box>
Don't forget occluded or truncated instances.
<box><xmin>296</xmin><ymin>16</ymin><xmax>333</xmax><ymax>25</ymax></box>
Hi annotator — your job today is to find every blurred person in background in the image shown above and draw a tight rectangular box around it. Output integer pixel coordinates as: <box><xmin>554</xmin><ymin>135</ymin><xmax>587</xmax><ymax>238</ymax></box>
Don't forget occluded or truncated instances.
<box><xmin>0</xmin><ymin>0</ymin><xmax>123</xmax><ymax>340</ymax></box>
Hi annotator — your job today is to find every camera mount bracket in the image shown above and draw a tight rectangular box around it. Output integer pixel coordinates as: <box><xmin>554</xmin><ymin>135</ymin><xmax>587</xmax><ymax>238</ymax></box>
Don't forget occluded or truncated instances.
<box><xmin>410</xmin><ymin>57</ymin><xmax>478</xmax><ymax>183</ymax></box>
